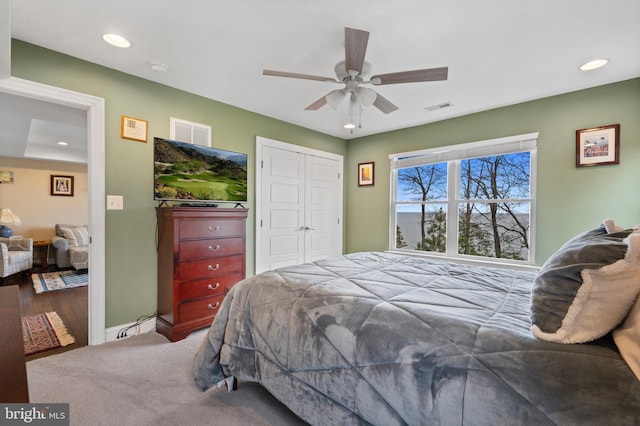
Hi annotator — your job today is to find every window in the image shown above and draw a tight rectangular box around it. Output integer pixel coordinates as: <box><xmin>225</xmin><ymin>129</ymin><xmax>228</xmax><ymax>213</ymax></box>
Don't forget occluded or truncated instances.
<box><xmin>390</xmin><ymin>133</ymin><xmax>538</xmax><ymax>264</ymax></box>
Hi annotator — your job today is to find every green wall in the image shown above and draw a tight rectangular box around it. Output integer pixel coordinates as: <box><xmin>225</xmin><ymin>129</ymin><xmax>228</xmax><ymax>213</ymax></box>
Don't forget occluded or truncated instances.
<box><xmin>11</xmin><ymin>40</ymin><xmax>346</xmax><ymax>327</ymax></box>
<box><xmin>11</xmin><ymin>40</ymin><xmax>640</xmax><ymax>328</ymax></box>
<box><xmin>345</xmin><ymin>78</ymin><xmax>640</xmax><ymax>264</ymax></box>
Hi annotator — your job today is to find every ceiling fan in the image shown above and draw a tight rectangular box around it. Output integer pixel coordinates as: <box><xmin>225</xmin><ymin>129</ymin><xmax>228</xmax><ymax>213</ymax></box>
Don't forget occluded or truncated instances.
<box><xmin>263</xmin><ymin>27</ymin><xmax>448</xmax><ymax>124</ymax></box>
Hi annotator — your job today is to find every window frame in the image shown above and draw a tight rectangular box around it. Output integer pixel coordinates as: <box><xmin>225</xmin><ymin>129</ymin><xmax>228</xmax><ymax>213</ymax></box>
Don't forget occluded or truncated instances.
<box><xmin>389</xmin><ymin>132</ymin><xmax>538</xmax><ymax>268</ymax></box>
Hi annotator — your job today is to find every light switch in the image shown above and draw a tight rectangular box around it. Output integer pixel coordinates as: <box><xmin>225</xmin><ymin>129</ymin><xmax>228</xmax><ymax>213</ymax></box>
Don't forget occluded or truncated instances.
<box><xmin>107</xmin><ymin>195</ymin><xmax>124</xmax><ymax>210</ymax></box>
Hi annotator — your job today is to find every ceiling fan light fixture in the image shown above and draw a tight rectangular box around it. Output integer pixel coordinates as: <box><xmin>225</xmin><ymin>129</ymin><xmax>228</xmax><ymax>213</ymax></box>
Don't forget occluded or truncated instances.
<box><xmin>358</xmin><ymin>87</ymin><xmax>377</xmax><ymax>107</ymax></box>
<box><xmin>580</xmin><ymin>58</ymin><xmax>608</xmax><ymax>71</ymax></box>
<box><xmin>326</xmin><ymin>90</ymin><xmax>346</xmax><ymax>109</ymax></box>
<box><xmin>102</xmin><ymin>33</ymin><xmax>131</xmax><ymax>48</ymax></box>
<box><xmin>343</xmin><ymin>122</ymin><xmax>356</xmax><ymax>129</ymax></box>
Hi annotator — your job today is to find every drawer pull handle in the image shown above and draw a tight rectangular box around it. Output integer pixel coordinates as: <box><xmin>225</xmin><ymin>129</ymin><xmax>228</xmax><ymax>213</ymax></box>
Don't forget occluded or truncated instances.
<box><xmin>208</xmin><ymin>225</ymin><xmax>221</xmax><ymax>232</ymax></box>
<box><xmin>207</xmin><ymin>302</ymin><xmax>220</xmax><ymax>310</ymax></box>
<box><xmin>207</xmin><ymin>264</ymin><xmax>220</xmax><ymax>271</ymax></box>
<box><xmin>208</xmin><ymin>244</ymin><xmax>221</xmax><ymax>252</ymax></box>
<box><xmin>207</xmin><ymin>283</ymin><xmax>220</xmax><ymax>290</ymax></box>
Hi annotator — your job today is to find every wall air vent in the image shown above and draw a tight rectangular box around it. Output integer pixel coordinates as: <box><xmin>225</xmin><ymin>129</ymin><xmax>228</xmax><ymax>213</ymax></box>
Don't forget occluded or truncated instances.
<box><xmin>425</xmin><ymin>101</ymin><xmax>454</xmax><ymax>112</ymax></box>
<box><xmin>170</xmin><ymin>117</ymin><xmax>212</xmax><ymax>147</ymax></box>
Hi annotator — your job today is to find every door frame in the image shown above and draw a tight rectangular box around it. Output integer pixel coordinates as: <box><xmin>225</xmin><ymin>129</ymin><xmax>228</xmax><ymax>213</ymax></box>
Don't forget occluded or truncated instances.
<box><xmin>0</xmin><ymin>77</ymin><xmax>106</xmax><ymax>345</ymax></box>
<box><xmin>255</xmin><ymin>136</ymin><xmax>343</xmax><ymax>273</ymax></box>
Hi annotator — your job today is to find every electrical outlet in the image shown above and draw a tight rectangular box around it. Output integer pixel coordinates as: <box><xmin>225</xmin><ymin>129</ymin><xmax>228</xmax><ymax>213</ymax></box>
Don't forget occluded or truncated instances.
<box><xmin>107</xmin><ymin>195</ymin><xmax>124</xmax><ymax>210</ymax></box>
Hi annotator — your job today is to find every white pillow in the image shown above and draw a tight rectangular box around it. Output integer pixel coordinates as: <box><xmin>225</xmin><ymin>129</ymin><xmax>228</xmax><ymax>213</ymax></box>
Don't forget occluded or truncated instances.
<box><xmin>613</xmin><ymin>296</ymin><xmax>640</xmax><ymax>381</ymax></box>
<box><xmin>59</xmin><ymin>226</ymin><xmax>89</xmax><ymax>247</ymax></box>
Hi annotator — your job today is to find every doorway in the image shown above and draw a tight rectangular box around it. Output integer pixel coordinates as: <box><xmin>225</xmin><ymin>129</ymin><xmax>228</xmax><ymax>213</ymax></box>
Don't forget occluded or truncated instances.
<box><xmin>0</xmin><ymin>77</ymin><xmax>106</xmax><ymax>345</ymax></box>
<box><xmin>255</xmin><ymin>136</ymin><xmax>343</xmax><ymax>273</ymax></box>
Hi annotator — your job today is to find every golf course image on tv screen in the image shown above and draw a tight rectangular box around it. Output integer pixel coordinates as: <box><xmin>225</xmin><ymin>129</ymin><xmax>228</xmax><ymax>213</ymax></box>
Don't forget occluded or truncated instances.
<box><xmin>154</xmin><ymin>138</ymin><xmax>247</xmax><ymax>203</ymax></box>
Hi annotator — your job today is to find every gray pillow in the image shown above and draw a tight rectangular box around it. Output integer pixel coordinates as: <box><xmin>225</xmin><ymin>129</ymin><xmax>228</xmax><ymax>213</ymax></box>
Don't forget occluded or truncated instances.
<box><xmin>531</xmin><ymin>221</ymin><xmax>640</xmax><ymax>343</ymax></box>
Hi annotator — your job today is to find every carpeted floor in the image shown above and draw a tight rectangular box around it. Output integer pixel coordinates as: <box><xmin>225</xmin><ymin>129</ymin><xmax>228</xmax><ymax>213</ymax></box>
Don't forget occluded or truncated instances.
<box><xmin>32</xmin><ymin>270</ymin><xmax>88</xmax><ymax>293</ymax></box>
<box><xmin>27</xmin><ymin>330</ymin><xmax>307</xmax><ymax>426</ymax></box>
<box><xmin>22</xmin><ymin>312</ymin><xmax>76</xmax><ymax>355</ymax></box>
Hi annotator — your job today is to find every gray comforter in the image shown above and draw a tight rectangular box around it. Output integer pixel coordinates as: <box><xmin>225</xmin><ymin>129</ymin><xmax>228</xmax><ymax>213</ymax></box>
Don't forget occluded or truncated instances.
<box><xmin>193</xmin><ymin>252</ymin><xmax>640</xmax><ymax>425</ymax></box>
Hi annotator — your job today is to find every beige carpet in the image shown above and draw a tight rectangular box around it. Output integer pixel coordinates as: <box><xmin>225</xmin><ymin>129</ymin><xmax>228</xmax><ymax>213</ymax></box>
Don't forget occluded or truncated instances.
<box><xmin>27</xmin><ymin>329</ymin><xmax>307</xmax><ymax>426</ymax></box>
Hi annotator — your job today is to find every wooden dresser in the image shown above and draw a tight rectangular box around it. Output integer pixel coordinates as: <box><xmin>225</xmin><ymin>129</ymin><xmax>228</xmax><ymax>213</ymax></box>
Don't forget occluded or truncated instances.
<box><xmin>156</xmin><ymin>206</ymin><xmax>248</xmax><ymax>342</ymax></box>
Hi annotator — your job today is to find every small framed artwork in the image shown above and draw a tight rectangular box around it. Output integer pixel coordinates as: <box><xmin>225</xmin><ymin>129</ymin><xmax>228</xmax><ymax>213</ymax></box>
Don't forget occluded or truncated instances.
<box><xmin>0</xmin><ymin>170</ymin><xmax>14</xmax><ymax>183</ymax></box>
<box><xmin>358</xmin><ymin>162</ymin><xmax>374</xmax><ymax>186</ymax></box>
<box><xmin>121</xmin><ymin>115</ymin><xmax>148</xmax><ymax>142</ymax></box>
<box><xmin>576</xmin><ymin>124</ymin><xmax>620</xmax><ymax>167</ymax></box>
<box><xmin>51</xmin><ymin>175</ymin><xmax>74</xmax><ymax>196</ymax></box>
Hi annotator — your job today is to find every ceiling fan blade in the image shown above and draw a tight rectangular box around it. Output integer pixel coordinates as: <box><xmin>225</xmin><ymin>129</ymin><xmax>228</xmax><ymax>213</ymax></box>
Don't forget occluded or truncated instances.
<box><xmin>371</xmin><ymin>67</ymin><xmax>448</xmax><ymax>85</ymax></box>
<box><xmin>304</xmin><ymin>96</ymin><xmax>328</xmax><ymax>111</ymax></box>
<box><xmin>263</xmin><ymin>69</ymin><xmax>337</xmax><ymax>82</ymax></box>
<box><xmin>373</xmin><ymin>93</ymin><xmax>399</xmax><ymax>114</ymax></box>
<box><xmin>344</xmin><ymin>27</ymin><xmax>369</xmax><ymax>75</ymax></box>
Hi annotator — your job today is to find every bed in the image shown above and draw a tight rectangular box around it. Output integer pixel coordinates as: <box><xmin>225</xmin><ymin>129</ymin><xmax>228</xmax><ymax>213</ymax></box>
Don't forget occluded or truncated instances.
<box><xmin>193</xmin><ymin>240</ymin><xmax>640</xmax><ymax>425</ymax></box>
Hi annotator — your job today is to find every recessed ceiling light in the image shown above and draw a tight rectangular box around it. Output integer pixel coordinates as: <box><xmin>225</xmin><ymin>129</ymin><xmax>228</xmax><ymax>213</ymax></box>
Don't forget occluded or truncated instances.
<box><xmin>57</xmin><ymin>141</ymin><xmax>69</xmax><ymax>146</ymax></box>
<box><xmin>102</xmin><ymin>33</ymin><xmax>131</xmax><ymax>48</ymax></box>
<box><xmin>580</xmin><ymin>59</ymin><xmax>608</xmax><ymax>71</ymax></box>
<box><xmin>344</xmin><ymin>123</ymin><xmax>356</xmax><ymax>129</ymax></box>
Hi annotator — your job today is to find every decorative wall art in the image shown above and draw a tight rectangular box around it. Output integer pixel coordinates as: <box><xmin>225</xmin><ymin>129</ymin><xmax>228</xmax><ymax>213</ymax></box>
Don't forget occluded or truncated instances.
<box><xmin>576</xmin><ymin>124</ymin><xmax>620</xmax><ymax>167</ymax></box>
<box><xmin>51</xmin><ymin>175</ymin><xmax>74</xmax><ymax>196</ymax></box>
<box><xmin>0</xmin><ymin>170</ymin><xmax>14</xmax><ymax>183</ymax></box>
<box><xmin>358</xmin><ymin>162</ymin><xmax>374</xmax><ymax>186</ymax></box>
<box><xmin>121</xmin><ymin>115</ymin><xmax>148</xmax><ymax>142</ymax></box>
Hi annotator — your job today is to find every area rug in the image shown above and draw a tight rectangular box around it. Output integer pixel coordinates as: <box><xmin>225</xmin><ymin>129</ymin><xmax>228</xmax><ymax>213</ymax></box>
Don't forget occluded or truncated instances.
<box><xmin>22</xmin><ymin>312</ymin><xmax>75</xmax><ymax>356</ymax></box>
<box><xmin>31</xmin><ymin>270</ymin><xmax>88</xmax><ymax>294</ymax></box>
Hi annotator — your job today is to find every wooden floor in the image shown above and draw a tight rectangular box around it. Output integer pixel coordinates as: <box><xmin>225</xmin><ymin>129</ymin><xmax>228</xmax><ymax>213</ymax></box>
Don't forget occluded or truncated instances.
<box><xmin>3</xmin><ymin>264</ymin><xmax>88</xmax><ymax>361</ymax></box>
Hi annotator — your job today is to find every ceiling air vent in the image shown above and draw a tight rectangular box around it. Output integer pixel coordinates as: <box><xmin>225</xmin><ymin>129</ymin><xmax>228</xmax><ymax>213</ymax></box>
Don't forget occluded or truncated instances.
<box><xmin>425</xmin><ymin>101</ymin><xmax>453</xmax><ymax>112</ymax></box>
<box><xmin>170</xmin><ymin>117</ymin><xmax>212</xmax><ymax>147</ymax></box>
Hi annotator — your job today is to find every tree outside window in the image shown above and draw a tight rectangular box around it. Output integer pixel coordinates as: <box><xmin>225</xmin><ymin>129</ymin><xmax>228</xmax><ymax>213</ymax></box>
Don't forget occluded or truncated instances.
<box><xmin>394</xmin><ymin>149</ymin><xmax>533</xmax><ymax>263</ymax></box>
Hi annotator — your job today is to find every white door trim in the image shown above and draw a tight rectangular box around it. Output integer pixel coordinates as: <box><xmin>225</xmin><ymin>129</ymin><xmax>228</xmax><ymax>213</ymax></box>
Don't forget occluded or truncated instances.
<box><xmin>255</xmin><ymin>136</ymin><xmax>343</xmax><ymax>274</ymax></box>
<box><xmin>0</xmin><ymin>76</ymin><xmax>106</xmax><ymax>345</ymax></box>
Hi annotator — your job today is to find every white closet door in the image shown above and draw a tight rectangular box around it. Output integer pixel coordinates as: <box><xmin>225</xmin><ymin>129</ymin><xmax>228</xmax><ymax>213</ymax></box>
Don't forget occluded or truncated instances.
<box><xmin>256</xmin><ymin>137</ymin><xmax>343</xmax><ymax>274</ymax></box>
<box><xmin>259</xmin><ymin>145</ymin><xmax>306</xmax><ymax>270</ymax></box>
<box><xmin>304</xmin><ymin>154</ymin><xmax>341</xmax><ymax>262</ymax></box>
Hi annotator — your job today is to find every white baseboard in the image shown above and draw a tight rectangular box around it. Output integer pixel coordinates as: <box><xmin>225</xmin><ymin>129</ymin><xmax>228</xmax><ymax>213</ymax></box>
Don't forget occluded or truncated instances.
<box><xmin>105</xmin><ymin>318</ymin><xmax>156</xmax><ymax>343</ymax></box>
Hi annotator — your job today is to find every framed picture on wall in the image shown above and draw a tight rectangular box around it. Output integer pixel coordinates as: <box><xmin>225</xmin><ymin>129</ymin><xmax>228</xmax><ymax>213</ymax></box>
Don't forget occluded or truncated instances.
<box><xmin>575</xmin><ymin>124</ymin><xmax>620</xmax><ymax>167</ymax></box>
<box><xmin>0</xmin><ymin>170</ymin><xmax>14</xmax><ymax>183</ymax></box>
<box><xmin>51</xmin><ymin>175</ymin><xmax>74</xmax><ymax>196</ymax></box>
<box><xmin>121</xmin><ymin>115</ymin><xmax>148</xmax><ymax>142</ymax></box>
<box><xmin>358</xmin><ymin>162</ymin><xmax>374</xmax><ymax>186</ymax></box>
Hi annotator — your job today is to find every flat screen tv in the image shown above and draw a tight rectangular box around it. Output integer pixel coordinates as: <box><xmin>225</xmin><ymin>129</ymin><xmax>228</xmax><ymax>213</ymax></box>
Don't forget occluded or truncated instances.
<box><xmin>154</xmin><ymin>137</ymin><xmax>247</xmax><ymax>204</ymax></box>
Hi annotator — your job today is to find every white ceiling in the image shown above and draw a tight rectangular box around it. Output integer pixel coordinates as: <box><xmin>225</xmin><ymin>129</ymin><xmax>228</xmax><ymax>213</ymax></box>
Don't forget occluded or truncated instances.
<box><xmin>0</xmin><ymin>90</ymin><xmax>87</xmax><ymax>163</ymax></box>
<box><xmin>6</xmin><ymin>0</ymin><xmax>640</xmax><ymax>142</ymax></box>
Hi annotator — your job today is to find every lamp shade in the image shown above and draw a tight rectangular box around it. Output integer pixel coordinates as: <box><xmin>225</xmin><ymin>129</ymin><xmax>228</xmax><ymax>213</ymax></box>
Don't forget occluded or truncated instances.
<box><xmin>0</xmin><ymin>208</ymin><xmax>21</xmax><ymax>226</ymax></box>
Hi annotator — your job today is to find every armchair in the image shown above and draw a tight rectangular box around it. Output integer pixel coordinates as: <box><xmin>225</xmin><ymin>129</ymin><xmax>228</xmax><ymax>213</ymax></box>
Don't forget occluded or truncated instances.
<box><xmin>0</xmin><ymin>237</ymin><xmax>33</xmax><ymax>279</ymax></box>
<box><xmin>51</xmin><ymin>224</ymin><xmax>89</xmax><ymax>270</ymax></box>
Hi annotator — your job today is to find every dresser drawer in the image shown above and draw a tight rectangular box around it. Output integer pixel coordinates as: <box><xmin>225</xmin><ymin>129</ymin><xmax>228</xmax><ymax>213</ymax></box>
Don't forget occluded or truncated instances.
<box><xmin>178</xmin><ymin>255</ymin><xmax>244</xmax><ymax>281</ymax></box>
<box><xmin>178</xmin><ymin>272</ymin><xmax>242</xmax><ymax>300</ymax></box>
<box><xmin>178</xmin><ymin>237</ymin><xmax>244</xmax><ymax>261</ymax></box>
<box><xmin>179</xmin><ymin>219</ymin><xmax>244</xmax><ymax>240</ymax></box>
<box><xmin>179</xmin><ymin>295</ymin><xmax>225</xmax><ymax>323</ymax></box>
